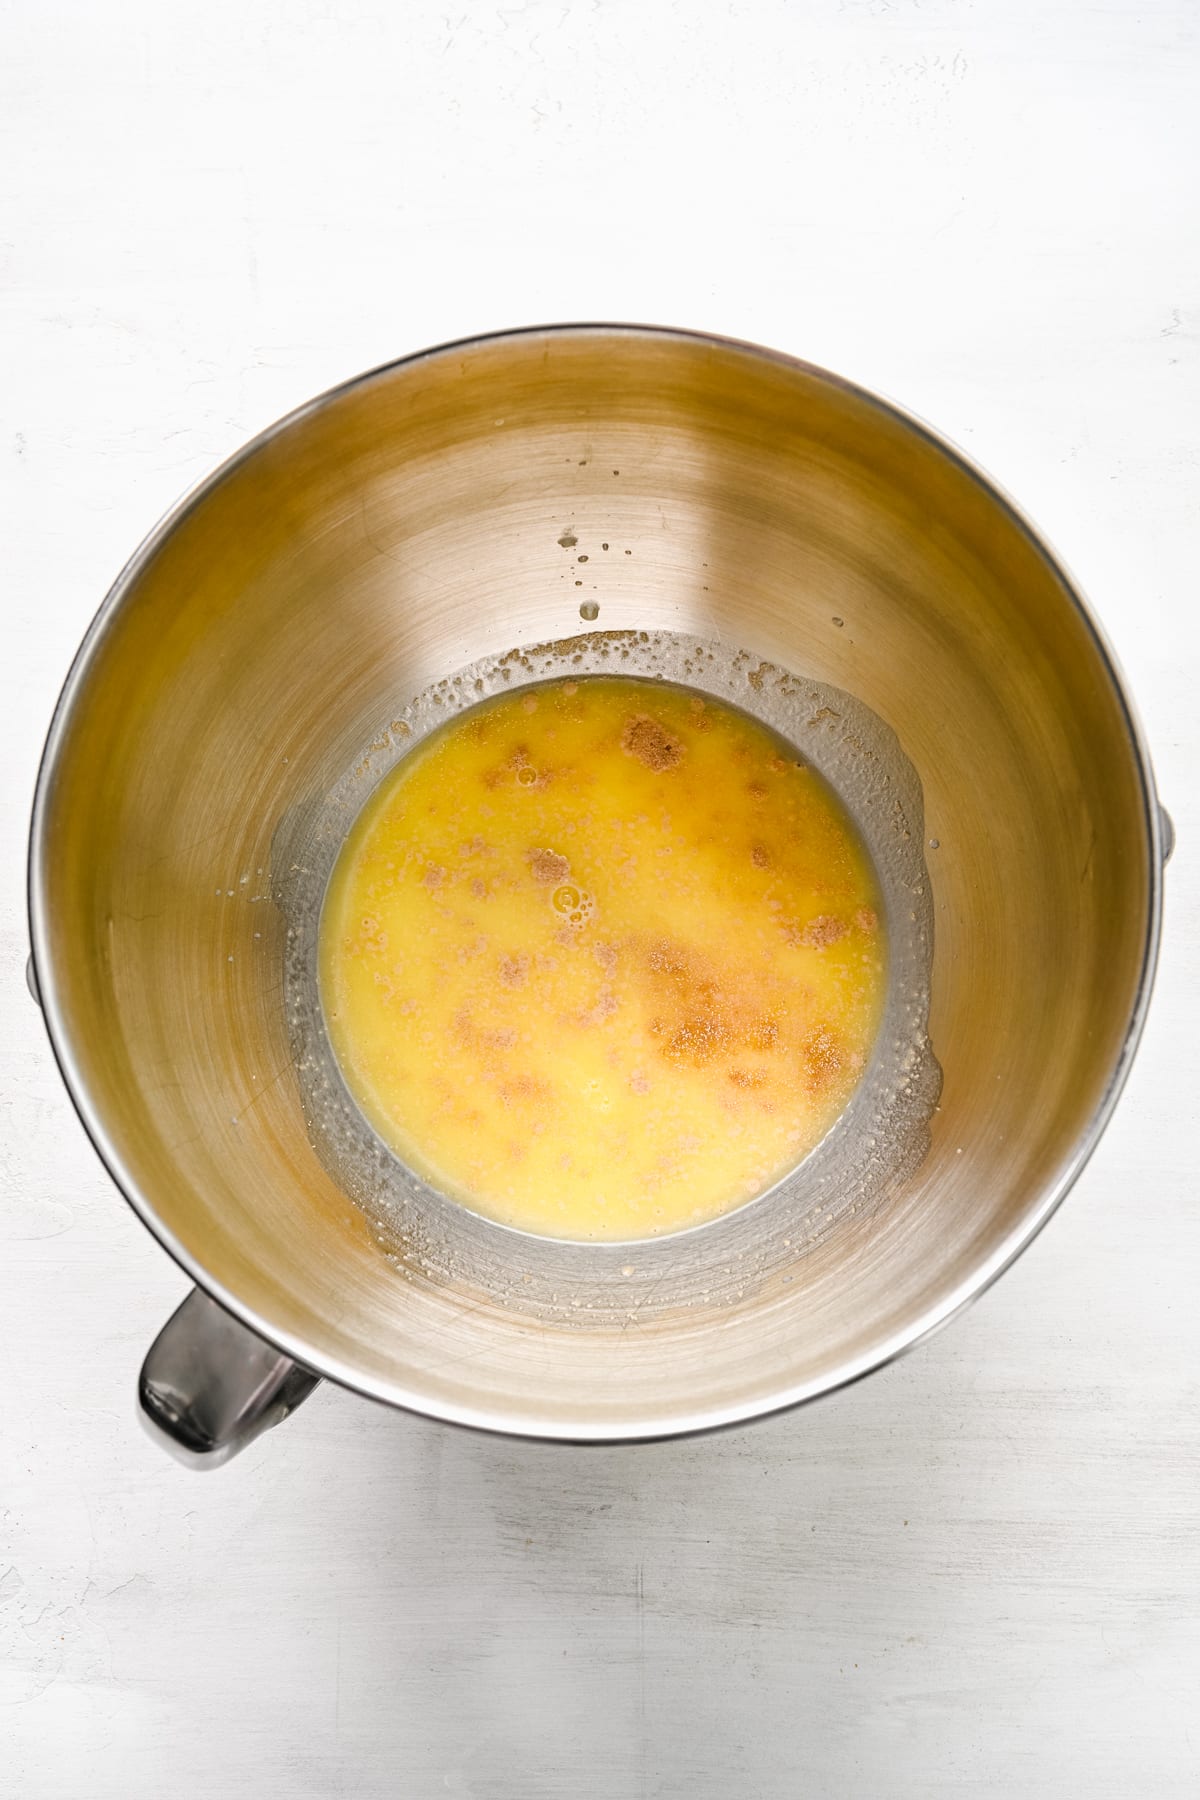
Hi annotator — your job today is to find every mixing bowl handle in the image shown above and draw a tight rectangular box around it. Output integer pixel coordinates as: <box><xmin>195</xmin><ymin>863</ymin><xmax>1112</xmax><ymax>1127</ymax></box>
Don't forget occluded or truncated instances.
<box><xmin>138</xmin><ymin>1288</ymin><xmax>321</xmax><ymax>1469</ymax></box>
<box><xmin>1159</xmin><ymin>806</ymin><xmax>1176</xmax><ymax>863</ymax></box>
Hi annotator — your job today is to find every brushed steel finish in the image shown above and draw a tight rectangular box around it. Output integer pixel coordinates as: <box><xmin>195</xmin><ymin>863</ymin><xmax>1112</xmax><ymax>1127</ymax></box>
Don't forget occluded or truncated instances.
<box><xmin>28</xmin><ymin>326</ymin><xmax>1165</xmax><ymax>1443</ymax></box>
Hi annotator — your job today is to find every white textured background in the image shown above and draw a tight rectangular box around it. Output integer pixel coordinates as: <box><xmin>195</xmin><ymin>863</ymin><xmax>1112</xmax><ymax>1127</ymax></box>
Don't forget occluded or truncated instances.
<box><xmin>2</xmin><ymin>3</ymin><xmax>1198</xmax><ymax>1795</ymax></box>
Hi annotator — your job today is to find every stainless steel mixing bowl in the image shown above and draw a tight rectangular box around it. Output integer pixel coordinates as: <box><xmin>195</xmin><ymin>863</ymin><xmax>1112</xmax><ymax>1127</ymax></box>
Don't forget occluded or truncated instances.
<box><xmin>28</xmin><ymin>326</ymin><xmax>1168</xmax><ymax>1464</ymax></box>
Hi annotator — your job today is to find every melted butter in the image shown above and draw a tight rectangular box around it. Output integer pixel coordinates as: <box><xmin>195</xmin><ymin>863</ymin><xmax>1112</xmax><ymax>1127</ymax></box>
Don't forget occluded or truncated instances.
<box><xmin>320</xmin><ymin>676</ymin><xmax>886</xmax><ymax>1240</ymax></box>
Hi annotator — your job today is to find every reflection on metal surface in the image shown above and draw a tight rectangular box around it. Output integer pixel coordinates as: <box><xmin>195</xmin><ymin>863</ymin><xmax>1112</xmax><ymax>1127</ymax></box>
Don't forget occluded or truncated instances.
<box><xmin>29</xmin><ymin>326</ymin><xmax>1164</xmax><ymax>1443</ymax></box>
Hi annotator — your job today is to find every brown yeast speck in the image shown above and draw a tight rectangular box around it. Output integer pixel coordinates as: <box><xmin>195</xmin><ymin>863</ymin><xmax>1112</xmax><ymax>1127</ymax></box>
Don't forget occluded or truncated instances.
<box><xmin>579</xmin><ymin>989</ymin><xmax>619</xmax><ymax>1027</ymax></box>
<box><xmin>728</xmin><ymin>1067</ymin><xmax>768</xmax><ymax>1089</ymax></box>
<box><xmin>622</xmin><ymin>715</ymin><xmax>682</xmax><ymax>771</ymax></box>
<box><xmin>751</xmin><ymin>844</ymin><xmax>771</xmax><ymax>869</ymax></box>
<box><xmin>528</xmin><ymin>848</ymin><xmax>570</xmax><ymax>885</ymax></box>
<box><xmin>788</xmin><ymin>915</ymin><xmax>848</xmax><ymax>949</ymax></box>
<box><xmin>744</xmin><ymin>1017</ymin><xmax>779</xmax><ymax>1052</ymax></box>
<box><xmin>802</xmin><ymin>1025</ymin><xmax>844</xmax><ymax>1092</ymax></box>
<box><xmin>499</xmin><ymin>1073</ymin><xmax>550</xmax><ymax>1105</ymax></box>
<box><xmin>499</xmin><ymin>954</ymin><xmax>530</xmax><ymax>987</ymax></box>
<box><xmin>665</xmin><ymin>1015</ymin><xmax>731</xmax><ymax>1067</ymax></box>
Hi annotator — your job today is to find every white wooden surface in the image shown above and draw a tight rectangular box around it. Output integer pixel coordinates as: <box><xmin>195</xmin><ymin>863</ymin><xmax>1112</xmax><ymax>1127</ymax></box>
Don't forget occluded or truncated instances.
<box><xmin>2</xmin><ymin>3</ymin><xmax>1198</xmax><ymax>1794</ymax></box>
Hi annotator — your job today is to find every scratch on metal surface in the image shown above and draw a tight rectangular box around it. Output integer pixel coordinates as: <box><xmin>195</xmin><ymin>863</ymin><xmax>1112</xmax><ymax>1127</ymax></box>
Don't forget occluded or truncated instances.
<box><xmin>232</xmin><ymin>1060</ymin><xmax>294</xmax><ymax>1123</ymax></box>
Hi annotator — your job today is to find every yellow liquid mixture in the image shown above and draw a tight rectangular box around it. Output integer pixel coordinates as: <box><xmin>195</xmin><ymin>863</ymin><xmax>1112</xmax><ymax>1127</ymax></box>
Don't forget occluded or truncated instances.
<box><xmin>320</xmin><ymin>676</ymin><xmax>886</xmax><ymax>1240</ymax></box>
